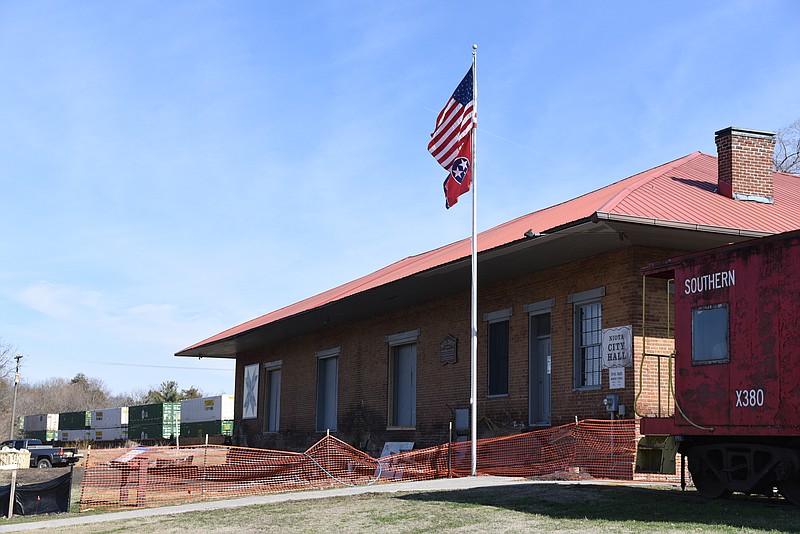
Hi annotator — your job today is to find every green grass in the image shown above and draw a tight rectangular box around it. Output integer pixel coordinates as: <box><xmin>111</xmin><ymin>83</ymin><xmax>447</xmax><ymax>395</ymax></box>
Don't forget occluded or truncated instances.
<box><xmin>6</xmin><ymin>482</ymin><xmax>800</xmax><ymax>533</ymax></box>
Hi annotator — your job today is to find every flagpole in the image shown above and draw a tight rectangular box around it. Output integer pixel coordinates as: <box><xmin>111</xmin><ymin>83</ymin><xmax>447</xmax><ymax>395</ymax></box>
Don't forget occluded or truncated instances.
<box><xmin>469</xmin><ymin>43</ymin><xmax>478</xmax><ymax>477</ymax></box>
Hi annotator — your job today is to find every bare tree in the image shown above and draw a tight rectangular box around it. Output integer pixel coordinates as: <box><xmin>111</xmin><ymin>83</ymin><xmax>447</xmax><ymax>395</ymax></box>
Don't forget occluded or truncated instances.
<box><xmin>68</xmin><ymin>373</ymin><xmax>112</xmax><ymax>410</ymax></box>
<box><xmin>110</xmin><ymin>388</ymin><xmax>149</xmax><ymax>408</ymax></box>
<box><xmin>774</xmin><ymin>119</ymin><xmax>800</xmax><ymax>174</ymax></box>
<box><xmin>0</xmin><ymin>339</ymin><xmax>19</xmax><ymax>382</ymax></box>
<box><xmin>15</xmin><ymin>374</ymin><xmax>114</xmax><ymax>417</ymax></box>
<box><xmin>0</xmin><ymin>340</ymin><xmax>22</xmax><ymax>436</ymax></box>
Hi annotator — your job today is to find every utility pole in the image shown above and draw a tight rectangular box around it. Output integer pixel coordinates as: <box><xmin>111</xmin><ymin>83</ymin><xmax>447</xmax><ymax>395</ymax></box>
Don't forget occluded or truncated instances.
<box><xmin>9</xmin><ymin>355</ymin><xmax>22</xmax><ymax>440</ymax></box>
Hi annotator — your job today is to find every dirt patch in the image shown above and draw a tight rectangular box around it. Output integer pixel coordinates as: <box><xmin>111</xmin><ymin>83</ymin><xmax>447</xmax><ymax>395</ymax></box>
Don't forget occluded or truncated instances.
<box><xmin>530</xmin><ymin>470</ymin><xmax>595</xmax><ymax>482</ymax></box>
<box><xmin>0</xmin><ymin>465</ymin><xmax>85</xmax><ymax>511</ymax></box>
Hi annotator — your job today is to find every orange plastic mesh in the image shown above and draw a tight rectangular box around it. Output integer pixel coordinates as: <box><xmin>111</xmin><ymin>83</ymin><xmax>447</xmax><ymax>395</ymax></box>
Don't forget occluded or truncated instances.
<box><xmin>78</xmin><ymin>419</ymin><xmax>668</xmax><ymax>512</ymax></box>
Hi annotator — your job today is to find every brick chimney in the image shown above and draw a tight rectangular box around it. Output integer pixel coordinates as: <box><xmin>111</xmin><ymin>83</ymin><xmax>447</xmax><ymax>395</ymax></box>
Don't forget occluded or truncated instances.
<box><xmin>715</xmin><ymin>126</ymin><xmax>776</xmax><ymax>204</ymax></box>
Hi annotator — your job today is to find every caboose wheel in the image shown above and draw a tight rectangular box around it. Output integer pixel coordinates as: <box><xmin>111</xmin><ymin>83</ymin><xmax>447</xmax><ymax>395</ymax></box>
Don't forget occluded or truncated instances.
<box><xmin>777</xmin><ymin>480</ymin><xmax>800</xmax><ymax>506</ymax></box>
<box><xmin>688</xmin><ymin>454</ymin><xmax>731</xmax><ymax>499</ymax></box>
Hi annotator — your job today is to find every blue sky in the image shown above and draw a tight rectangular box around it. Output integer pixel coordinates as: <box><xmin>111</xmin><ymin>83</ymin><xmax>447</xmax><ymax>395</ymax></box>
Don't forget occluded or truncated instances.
<box><xmin>1</xmin><ymin>0</ymin><xmax>798</xmax><ymax>396</ymax></box>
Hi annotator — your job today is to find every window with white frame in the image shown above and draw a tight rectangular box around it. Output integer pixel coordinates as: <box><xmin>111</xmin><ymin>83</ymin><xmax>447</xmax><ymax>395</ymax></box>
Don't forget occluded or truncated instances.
<box><xmin>316</xmin><ymin>348</ymin><xmax>339</xmax><ymax>432</ymax></box>
<box><xmin>570</xmin><ymin>287</ymin><xmax>604</xmax><ymax>389</ymax></box>
<box><xmin>387</xmin><ymin>330</ymin><xmax>418</xmax><ymax>428</ymax></box>
<box><xmin>263</xmin><ymin>361</ymin><xmax>281</xmax><ymax>432</ymax></box>
<box><xmin>485</xmin><ymin>308</ymin><xmax>512</xmax><ymax>396</ymax></box>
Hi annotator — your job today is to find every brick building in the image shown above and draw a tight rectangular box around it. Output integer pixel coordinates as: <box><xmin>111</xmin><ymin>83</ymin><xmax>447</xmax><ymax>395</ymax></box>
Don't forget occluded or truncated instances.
<box><xmin>177</xmin><ymin>127</ymin><xmax>800</xmax><ymax>456</ymax></box>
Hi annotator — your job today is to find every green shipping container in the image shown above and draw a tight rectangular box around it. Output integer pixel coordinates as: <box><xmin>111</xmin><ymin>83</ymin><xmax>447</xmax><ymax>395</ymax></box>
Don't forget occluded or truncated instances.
<box><xmin>180</xmin><ymin>420</ymin><xmax>233</xmax><ymax>438</ymax></box>
<box><xmin>59</xmin><ymin>411</ymin><xmax>91</xmax><ymax>430</ymax></box>
<box><xmin>26</xmin><ymin>430</ymin><xmax>58</xmax><ymax>442</ymax></box>
<box><xmin>128</xmin><ymin>403</ymin><xmax>181</xmax><ymax>424</ymax></box>
<box><xmin>129</xmin><ymin>422</ymin><xmax>180</xmax><ymax>440</ymax></box>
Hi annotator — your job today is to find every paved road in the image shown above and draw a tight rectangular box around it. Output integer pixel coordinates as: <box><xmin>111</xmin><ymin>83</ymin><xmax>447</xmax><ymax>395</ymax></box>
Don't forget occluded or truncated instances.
<box><xmin>0</xmin><ymin>475</ymin><xmax>551</xmax><ymax>532</ymax></box>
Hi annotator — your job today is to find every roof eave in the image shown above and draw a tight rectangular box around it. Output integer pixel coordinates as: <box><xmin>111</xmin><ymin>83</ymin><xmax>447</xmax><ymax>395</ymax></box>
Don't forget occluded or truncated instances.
<box><xmin>176</xmin><ymin>213</ymin><xmax>777</xmax><ymax>360</ymax></box>
<box><xmin>594</xmin><ymin>211</ymin><xmax>774</xmax><ymax>238</ymax></box>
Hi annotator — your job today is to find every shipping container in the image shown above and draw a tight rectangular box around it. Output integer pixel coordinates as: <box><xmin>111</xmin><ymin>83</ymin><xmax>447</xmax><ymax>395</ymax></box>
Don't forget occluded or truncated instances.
<box><xmin>59</xmin><ymin>411</ymin><xmax>91</xmax><ymax>430</ymax></box>
<box><xmin>128</xmin><ymin>402</ymin><xmax>180</xmax><ymax>425</ymax></box>
<box><xmin>180</xmin><ymin>395</ymin><xmax>235</xmax><ymax>423</ymax></box>
<box><xmin>180</xmin><ymin>420</ymin><xmax>234</xmax><ymax>438</ymax></box>
<box><xmin>128</xmin><ymin>422</ymin><xmax>179</xmax><ymax>440</ymax></box>
<box><xmin>59</xmin><ymin>429</ymin><xmax>90</xmax><ymax>442</ymax></box>
<box><xmin>91</xmin><ymin>427</ymin><xmax>128</xmax><ymax>441</ymax></box>
<box><xmin>91</xmin><ymin>407</ymin><xmax>129</xmax><ymax>429</ymax></box>
<box><xmin>23</xmin><ymin>414</ymin><xmax>59</xmax><ymax>432</ymax></box>
<box><xmin>25</xmin><ymin>430</ymin><xmax>58</xmax><ymax>442</ymax></box>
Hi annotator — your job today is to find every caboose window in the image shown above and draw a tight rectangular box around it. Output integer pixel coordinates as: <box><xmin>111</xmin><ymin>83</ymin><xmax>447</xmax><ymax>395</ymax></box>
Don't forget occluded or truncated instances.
<box><xmin>691</xmin><ymin>303</ymin><xmax>729</xmax><ymax>364</ymax></box>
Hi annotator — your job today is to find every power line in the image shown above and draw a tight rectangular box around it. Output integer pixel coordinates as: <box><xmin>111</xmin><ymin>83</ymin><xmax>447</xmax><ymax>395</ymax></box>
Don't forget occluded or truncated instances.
<box><xmin>23</xmin><ymin>354</ymin><xmax>233</xmax><ymax>371</ymax></box>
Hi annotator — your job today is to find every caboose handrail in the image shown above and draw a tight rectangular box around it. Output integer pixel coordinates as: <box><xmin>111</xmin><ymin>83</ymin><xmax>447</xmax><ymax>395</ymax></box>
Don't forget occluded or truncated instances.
<box><xmin>669</xmin><ymin>351</ymin><xmax>714</xmax><ymax>433</ymax></box>
<box><xmin>636</xmin><ymin>274</ymin><xmax>675</xmax><ymax>418</ymax></box>
<box><xmin>636</xmin><ymin>274</ymin><xmax>714</xmax><ymax>432</ymax></box>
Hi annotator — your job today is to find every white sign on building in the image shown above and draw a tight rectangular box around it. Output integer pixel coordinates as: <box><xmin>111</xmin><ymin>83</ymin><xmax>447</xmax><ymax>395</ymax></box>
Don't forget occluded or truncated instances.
<box><xmin>602</xmin><ymin>325</ymin><xmax>633</xmax><ymax>369</ymax></box>
<box><xmin>609</xmin><ymin>367</ymin><xmax>625</xmax><ymax>390</ymax></box>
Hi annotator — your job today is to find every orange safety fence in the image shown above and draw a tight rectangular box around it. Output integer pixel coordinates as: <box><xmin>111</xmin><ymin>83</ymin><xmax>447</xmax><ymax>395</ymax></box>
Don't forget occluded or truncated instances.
<box><xmin>78</xmin><ymin>419</ymin><xmax>671</xmax><ymax>512</ymax></box>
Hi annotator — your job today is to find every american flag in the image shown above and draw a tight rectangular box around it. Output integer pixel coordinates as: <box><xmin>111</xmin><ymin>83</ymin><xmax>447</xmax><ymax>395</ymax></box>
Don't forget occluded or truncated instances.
<box><xmin>428</xmin><ymin>67</ymin><xmax>475</xmax><ymax>170</ymax></box>
<box><xmin>428</xmin><ymin>66</ymin><xmax>476</xmax><ymax>208</ymax></box>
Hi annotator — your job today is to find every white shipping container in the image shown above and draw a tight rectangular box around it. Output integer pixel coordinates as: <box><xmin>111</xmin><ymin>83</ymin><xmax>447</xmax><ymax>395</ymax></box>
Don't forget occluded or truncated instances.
<box><xmin>180</xmin><ymin>395</ymin><xmax>235</xmax><ymax>423</ymax></box>
<box><xmin>91</xmin><ymin>427</ymin><xmax>128</xmax><ymax>441</ymax></box>
<box><xmin>23</xmin><ymin>413</ymin><xmax>59</xmax><ymax>432</ymax></box>
<box><xmin>59</xmin><ymin>429</ymin><xmax>90</xmax><ymax>441</ymax></box>
<box><xmin>91</xmin><ymin>407</ymin><xmax>129</xmax><ymax>429</ymax></box>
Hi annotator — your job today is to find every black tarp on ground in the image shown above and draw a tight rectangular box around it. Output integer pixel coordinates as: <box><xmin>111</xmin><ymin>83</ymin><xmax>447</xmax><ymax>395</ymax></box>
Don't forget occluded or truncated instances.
<box><xmin>0</xmin><ymin>471</ymin><xmax>72</xmax><ymax>516</ymax></box>
<box><xmin>0</xmin><ymin>484</ymin><xmax>9</xmax><ymax>517</ymax></box>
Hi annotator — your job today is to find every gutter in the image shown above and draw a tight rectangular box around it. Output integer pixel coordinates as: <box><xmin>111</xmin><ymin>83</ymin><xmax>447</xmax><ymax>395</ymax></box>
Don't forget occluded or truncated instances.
<box><xmin>593</xmin><ymin>212</ymin><xmax>773</xmax><ymax>238</ymax></box>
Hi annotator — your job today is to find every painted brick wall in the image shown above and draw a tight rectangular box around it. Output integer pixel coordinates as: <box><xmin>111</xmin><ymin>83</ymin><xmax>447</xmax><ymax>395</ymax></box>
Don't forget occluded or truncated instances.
<box><xmin>232</xmin><ymin>245</ymin><xmax>682</xmax><ymax>455</ymax></box>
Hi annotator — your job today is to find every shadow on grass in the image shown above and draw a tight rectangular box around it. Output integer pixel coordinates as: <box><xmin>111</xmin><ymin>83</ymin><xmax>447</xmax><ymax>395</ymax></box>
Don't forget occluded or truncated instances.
<box><xmin>398</xmin><ymin>483</ymin><xmax>800</xmax><ymax>532</ymax></box>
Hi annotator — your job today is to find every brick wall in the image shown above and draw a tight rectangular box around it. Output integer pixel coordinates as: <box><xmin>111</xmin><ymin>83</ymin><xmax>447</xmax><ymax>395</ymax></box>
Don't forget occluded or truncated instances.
<box><xmin>233</xmin><ymin>245</ymin><xmax>683</xmax><ymax>455</ymax></box>
<box><xmin>715</xmin><ymin>127</ymin><xmax>776</xmax><ymax>202</ymax></box>
<box><xmin>635</xmin><ymin>274</ymin><xmax>675</xmax><ymax>417</ymax></box>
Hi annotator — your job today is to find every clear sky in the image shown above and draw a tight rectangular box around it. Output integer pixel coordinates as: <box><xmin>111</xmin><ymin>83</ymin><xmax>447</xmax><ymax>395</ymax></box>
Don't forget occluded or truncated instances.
<box><xmin>1</xmin><ymin>1</ymin><xmax>799</xmax><ymax>397</ymax></box>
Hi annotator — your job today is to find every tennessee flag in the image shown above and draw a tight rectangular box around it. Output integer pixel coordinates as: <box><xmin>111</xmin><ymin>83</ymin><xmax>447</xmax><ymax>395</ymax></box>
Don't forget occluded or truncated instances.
<box><xmin>428</xmin><ymin>67</ymin><xmax>475</xmax><ymax>208</ymax></box>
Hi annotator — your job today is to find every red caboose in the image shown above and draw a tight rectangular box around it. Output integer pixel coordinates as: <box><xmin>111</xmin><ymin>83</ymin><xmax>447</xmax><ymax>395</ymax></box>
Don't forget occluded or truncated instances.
<box><xmin>638</xmin><ymin>229</ymin><xmax>800</xmax><ymax>503</ymax></box>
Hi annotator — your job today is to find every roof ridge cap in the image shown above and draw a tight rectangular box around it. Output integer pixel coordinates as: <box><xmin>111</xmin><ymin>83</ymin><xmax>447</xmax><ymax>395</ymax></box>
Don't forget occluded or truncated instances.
<box><xmin>596</xmin><ymin>152</ymin><xmax>702</xmax><ymax>213</ymax></box>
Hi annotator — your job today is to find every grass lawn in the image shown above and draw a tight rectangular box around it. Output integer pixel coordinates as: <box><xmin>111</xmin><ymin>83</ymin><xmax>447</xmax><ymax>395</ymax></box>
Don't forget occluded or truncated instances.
<box><xmin>18</xmin><ymin>481</ymin><xmax>800</xmax><ymax>533</ymax></box>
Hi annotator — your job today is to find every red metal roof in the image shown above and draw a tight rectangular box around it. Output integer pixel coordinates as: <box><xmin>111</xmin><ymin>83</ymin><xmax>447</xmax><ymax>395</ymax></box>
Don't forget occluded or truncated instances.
<box><xmin>179</xmin><ymin>152</ymin><xmax>800</xmax><ymax>354</ymax></box>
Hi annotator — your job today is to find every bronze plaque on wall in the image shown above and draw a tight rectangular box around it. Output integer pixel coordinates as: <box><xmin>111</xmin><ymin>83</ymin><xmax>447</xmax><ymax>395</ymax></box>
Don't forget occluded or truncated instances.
<box><xmin>440</xmin><ymin>334</ymin><xmax>458</xmax><ymax>365</ymax></box>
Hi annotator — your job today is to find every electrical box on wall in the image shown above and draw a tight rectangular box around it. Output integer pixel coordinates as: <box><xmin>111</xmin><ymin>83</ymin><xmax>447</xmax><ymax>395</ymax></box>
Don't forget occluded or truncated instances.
<box><xmin>603</xmin><ymin>394</ymin><xmax>619</xmax><ymax>412</ymax></box>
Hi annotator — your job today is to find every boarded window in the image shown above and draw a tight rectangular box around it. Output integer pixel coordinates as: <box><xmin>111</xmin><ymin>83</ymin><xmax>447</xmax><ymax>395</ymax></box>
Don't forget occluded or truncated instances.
<box><xmin>389</xmin><ymin>343</ymin><xmax>416</xmax><ymax>427</ymax></box>
<box><xmin>488</xmin><ymin>320</ymin><xmax>510</xmax><ymax>396</ymax></box>
<box><xmin>264</xmin><ymin>368</ymin><xmax>281</xmax><ymax>432</ymax></box>
<box><xmin>316</xmin><ymin>354</ymin><xmax>338</xmax><ymax>432</ymax></box>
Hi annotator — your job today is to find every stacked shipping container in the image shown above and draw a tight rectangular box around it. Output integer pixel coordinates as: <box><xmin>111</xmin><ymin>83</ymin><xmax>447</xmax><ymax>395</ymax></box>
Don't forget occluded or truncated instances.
<box><xmin>90</xmin><ymin>407</ymin><xmax>129</xmax><ymax>441</ymax></box>
<box><xmin>180</xmin><ymin>395</ymin><xmax>234</xmax><ymax>438</ymax></box>
<box><xmin>128</xmin><ymin>402</ymin><xmax>180</xmax><ymax>440</ymax></box>
<box><xmin>23</xmin><ymin>414</ymin><xmax>59</xmax><ymax>442</ymax></box>
<box><xmin>21</xmin><ymin>395</ymin><xmax>234</xmax><ymax>443</ymax></box>
<box><xmin>58</xmin><ymin>410</ymin><xmax>91</xmax><ymax>441</ymax></box>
